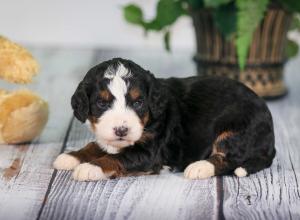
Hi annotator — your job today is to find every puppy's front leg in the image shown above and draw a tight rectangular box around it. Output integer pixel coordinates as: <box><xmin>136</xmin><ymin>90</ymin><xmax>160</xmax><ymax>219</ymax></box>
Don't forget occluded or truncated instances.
<box><xmin>72</xmin><ymin>155</ymin><xmax>125</xmax><ymax>181</ymax></box>
<box><xmin>53</xmin><ymin>142</ymin><xmax>106</xmax><ymax>170</ymax></box>
<box><xmin>72</xmin><ymin>147</ymin><xmax>158</xmax><ymax>181</ymax></box>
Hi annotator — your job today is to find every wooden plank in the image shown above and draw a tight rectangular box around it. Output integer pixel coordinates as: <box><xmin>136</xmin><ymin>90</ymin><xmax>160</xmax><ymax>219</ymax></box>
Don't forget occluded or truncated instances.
<box><xmin>39</xmin><ymin>120</ymin><xmax>220</xmax><ymax>220</ymax></box>
<box><xmin>222</xmin><ymin>57</ymin><xmax>300</xmax><ymax>219</ymax></box>
<box><xmin>0</xmin><ymin>48</ymin><xmax>96</xmax><ymax>220</ymax></box>
<box><xmin>0</xmin><ymin>143</ymin><xmax>62</xmax><ymax>220</ymax></box>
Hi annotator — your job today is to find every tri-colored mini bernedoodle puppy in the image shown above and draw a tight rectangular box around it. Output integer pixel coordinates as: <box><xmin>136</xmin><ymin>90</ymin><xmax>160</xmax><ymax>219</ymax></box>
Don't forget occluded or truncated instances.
<box><xmin>53</xmin><ymin>58</ymin><xmax>276</xmax><ymax>181</ymax></box>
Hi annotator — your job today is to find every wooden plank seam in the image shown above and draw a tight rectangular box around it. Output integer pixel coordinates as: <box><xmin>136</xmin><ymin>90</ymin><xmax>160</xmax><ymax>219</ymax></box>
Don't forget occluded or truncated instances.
<box><xmin>36</xmin><ymin>117</ymin><xmax>75</xmax><ymax>220</ymax></box>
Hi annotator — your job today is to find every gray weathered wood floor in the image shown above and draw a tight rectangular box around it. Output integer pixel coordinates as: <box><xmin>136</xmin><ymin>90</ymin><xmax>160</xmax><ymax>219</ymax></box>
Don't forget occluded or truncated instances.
<box><xmin>0</xmin><ymin>48</ymin><xmax>300</xmax><ymax>220</ymax></box>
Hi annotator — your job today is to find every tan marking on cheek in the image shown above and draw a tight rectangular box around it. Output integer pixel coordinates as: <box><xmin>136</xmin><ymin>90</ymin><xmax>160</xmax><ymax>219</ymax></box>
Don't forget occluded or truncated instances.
<box><xmin>99</xmin><ymin>90</ymin><xmax>111</xmax><ymax>101</ymax></box>
<box><xmin>136</xmin><ymin>112</ymin><xmax>152</xmax><ymax>144</ymax></box>
<box><xmin>88</xmin><ymin>116</ymin><xmax>98</xmax><ymax>132</ymax></box>
<box><xmin>129</xmin><ymin>88</ymin><xmax>141</xmax><ymax>100</ymax></box>
<box><xmin>137</xmin><ymin>131</ymin><xmax>155</xmax><ymax>144</ymax></box>
<box><xmin>142</xmin><ymin>112</ymin><xmax>149</xmax><ymax>125</ymax></box>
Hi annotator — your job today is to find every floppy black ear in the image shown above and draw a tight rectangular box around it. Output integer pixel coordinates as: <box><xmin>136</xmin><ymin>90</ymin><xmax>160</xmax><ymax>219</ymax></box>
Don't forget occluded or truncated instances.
<box><xmin>71</xmin><ymin>82</ymin><xmax>90</xmax><ymax>123</ymax></box>
<box><xmin>147</xmin><ymin>74</ymin><xmax>168</xmax><ymax>120</ymax></box>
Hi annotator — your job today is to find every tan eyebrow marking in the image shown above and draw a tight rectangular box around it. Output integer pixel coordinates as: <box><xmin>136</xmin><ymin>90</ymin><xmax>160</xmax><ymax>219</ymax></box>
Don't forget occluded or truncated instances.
<box><xmin>99</xmin><ymin>89</ymin><xmax>111</xmax><ymax>101</ymax></box>
<box><xmin>129</xmin><ymin>87</ymin><xmax>141</xmax><ymax>100</ymax></box>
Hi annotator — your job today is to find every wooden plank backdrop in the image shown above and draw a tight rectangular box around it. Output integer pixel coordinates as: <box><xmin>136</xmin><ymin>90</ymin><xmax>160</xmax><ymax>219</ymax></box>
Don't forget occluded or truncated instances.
<box><xmin>0</xmin><ymin>48</ymin><xmax>300</xmax><ymax>220</ymax></box>
<box><xmin>39</xmin><ymin>119</ymin><xmax>219</xmax><ymax>220</ymax></box>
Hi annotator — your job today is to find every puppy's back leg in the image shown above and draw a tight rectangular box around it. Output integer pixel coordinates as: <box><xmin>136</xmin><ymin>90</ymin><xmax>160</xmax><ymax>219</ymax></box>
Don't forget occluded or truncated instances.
<box><xmin>184</xmin><ymin>129</ymin><xmax>275</xmax><ymax>179</ymax></box>
<box><xmin>236</xmin><ymin>154</ymin><xmax>275</xmax><ymax>177</ymax></box>
<box><xmin>184</xmin><ymin>154</ymin><xmax>234</xmax><ymax>179</ymax></box>
<box><xmin>184</xmin><ymin>131</ymin><xmax>241</xmax><ymax>179</ymax></box>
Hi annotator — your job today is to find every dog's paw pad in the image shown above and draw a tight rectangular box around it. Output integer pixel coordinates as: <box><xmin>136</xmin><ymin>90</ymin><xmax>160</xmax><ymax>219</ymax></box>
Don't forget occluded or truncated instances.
<box><xmin>72</xmin><ymin>163</ymin><xmax>106</xmax><ymax>181</ymax></box>
<box><xmin>53</xmin><ymin>153</ymin><xmax>80</xmax><ymax>170</ymax></box>
<box><xmin>184</xmin><ymin>160</ymin><xmax>215</xmax><ymax>179</ymax></box>
<box><xmin>234</xmin><ymin>167</ymin><xmax>247</xmax><ymax>177</ymax></box>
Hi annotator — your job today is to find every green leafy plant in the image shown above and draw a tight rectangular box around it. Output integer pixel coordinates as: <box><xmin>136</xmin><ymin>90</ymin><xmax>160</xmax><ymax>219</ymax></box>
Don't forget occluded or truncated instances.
<box><xmin>123</xmin><ymin>0</ymin><xmax>300</xmax><ymax>69</ymax></box>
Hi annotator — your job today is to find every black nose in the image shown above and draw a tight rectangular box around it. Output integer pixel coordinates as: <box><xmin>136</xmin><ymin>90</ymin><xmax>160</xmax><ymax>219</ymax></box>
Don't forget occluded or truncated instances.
<box><xmin>114</xmin><ymin>126</ymin><xmax>128</xmax><ymax>137</ymax></box>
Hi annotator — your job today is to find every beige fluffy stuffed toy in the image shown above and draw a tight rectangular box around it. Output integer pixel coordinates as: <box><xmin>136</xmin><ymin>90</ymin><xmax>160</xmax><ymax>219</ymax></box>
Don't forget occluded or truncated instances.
<box><xmin>0</xmin><ymin>36</ymin><xmax>49</xmax><ymax>144</ymax></box>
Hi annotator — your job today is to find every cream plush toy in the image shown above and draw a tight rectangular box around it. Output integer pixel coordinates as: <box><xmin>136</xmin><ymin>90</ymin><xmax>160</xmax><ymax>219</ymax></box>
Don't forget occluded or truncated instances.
<box><xmin>0</xmin><ymin>36</ymin><xmax>49</xmax><ymax>144</ymax></box>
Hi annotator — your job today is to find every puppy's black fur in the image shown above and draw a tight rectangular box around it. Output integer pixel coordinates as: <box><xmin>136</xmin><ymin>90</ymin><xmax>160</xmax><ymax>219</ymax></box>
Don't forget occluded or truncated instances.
<box><xmin>71</xmin><ymin>58</ymin><xmax>275</xmax><ymax>177</ymax></box>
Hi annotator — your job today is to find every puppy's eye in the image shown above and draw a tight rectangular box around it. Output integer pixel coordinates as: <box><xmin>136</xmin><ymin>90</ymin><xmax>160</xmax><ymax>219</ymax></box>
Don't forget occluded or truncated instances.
<box><xmin>133</xmin><ymin>99</ymin><xmax>143</xmax><ymax>109</ymax></box>
<box><xmin>97</xmin><ymin>100</ymin><xmax>110</xmax><ymax>109</ymax></box>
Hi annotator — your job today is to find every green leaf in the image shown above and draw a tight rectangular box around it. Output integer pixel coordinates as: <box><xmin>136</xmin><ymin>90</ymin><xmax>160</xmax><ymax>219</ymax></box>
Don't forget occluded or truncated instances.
<box><xmin>285</xmin><ymin>39</ymin><xmax>299</xmax><ymax>58</ymax></box>
<box><xmin>154</xmin><ymin>0</ymin><xmax>186</xmax><ymax>28</ymax></box>
<box><xmin>213</xmin><ymin>2</ymin><xmax>237</xmax><ymax>39</ymax></box>
<box><xmin>164</xmin><ymin>30</ymin><xmax>171</xmax><ymax>51</ymax></box>
<box><xmin>122</xmin><ymin>1</ymin><xmax>185</xmax><ymax>52</ymax></box>
<box><xmin>123</xmin><ymin>4</ymin><xmax>144</xmax><ymax>25</ymax></box>
<box><xmin>144</xmin><ymin>19</ymin><xmax>163</xmax><ymax>31</ymax></box>
<box><xmin>204</xmin><ymin>0</ymin><xmax>232</xmax><ymax>8</ymax></box>
<box><xmin>290</xmin><ymin>15</ymin><xmax>300</xmax><ymax>30</ymax></box>
<box><xmin>277</xmin><ymin>0</ymin><xmax>300</xmax><ymax>13</ymax></box>
<box><xmin>124</xmin><ymin>0</ymin><xmax>185</xmax><ymax>33</ymax></box>
<box><xmin>236</xmin><ymin>0</ymin><xmax>269</xmax><ymax>70</ymax></box>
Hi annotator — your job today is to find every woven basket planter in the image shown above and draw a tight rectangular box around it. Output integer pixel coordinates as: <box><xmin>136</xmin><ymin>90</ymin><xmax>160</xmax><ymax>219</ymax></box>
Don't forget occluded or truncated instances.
<box><xmin>191</xmin><ymin>7</ymin><xmax>292</xmax><ymax>98</ymax></box>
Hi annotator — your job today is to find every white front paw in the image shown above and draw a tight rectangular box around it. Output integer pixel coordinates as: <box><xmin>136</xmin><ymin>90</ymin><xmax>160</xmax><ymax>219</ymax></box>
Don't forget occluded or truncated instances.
<box><xmin>184</xmin><ymin>160</ymin><xmax>215</xmax><ymax>179</ymax></box>
<box><xmin>53</xmin><ymin>153</ymin><xmax>80</xmax><ymax>170</ymax></box>
<box><xmin>72</xmin><ymin>163</ymin><xmax>107</xmax><ymax>181</ymax></box>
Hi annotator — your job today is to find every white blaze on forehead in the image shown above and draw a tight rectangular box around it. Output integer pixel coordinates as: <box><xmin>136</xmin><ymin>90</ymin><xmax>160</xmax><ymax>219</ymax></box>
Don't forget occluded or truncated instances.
<box><xmin>104</xmin><ymin>63</ymin><xmax>131</xmax><ymax>79</ymax></box>
<box><xmin>105</xmin><ymin>63</ymin><xmax>130</xmax><ymax>110</ymax></box>
<box><xmin>108</xmin><ymin>74</ymin><xmax>127</xmax><ymax>109</ymax></box>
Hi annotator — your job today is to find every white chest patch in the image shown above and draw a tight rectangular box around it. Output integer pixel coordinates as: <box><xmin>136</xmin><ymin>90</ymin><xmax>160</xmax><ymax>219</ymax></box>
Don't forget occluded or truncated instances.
<box><xmin>97</xmin><ymin>139</ymin><xmax>120</xmax><ymax>154</ymax></box>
